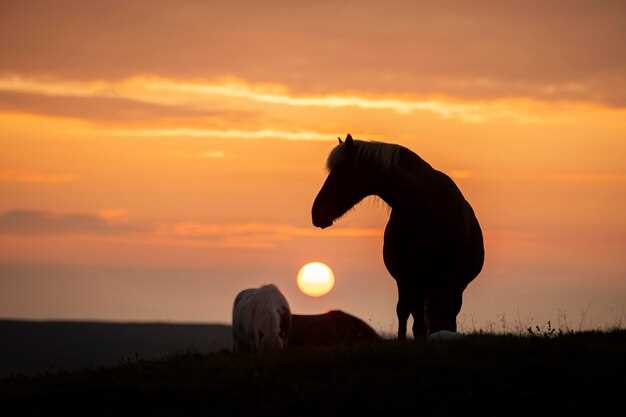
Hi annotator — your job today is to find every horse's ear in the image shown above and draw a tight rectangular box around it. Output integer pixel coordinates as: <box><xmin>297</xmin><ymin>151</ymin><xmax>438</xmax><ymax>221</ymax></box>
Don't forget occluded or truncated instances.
<box><xmin>345</xmin><ymin>133</ymin><xmax>353</xmax><ymax>146</ymax></box>
<box><xmin>337</xmin><ymin>137</ymin><xmax>343</xmax><ymax>144</ymax></box>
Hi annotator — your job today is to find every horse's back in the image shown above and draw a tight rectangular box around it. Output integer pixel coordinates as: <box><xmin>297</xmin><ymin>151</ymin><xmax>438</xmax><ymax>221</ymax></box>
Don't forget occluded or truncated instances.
<box><xmin>289</xmin><ymin>310</ymin><xmax>380</xmax><ymax>348</ymax></box>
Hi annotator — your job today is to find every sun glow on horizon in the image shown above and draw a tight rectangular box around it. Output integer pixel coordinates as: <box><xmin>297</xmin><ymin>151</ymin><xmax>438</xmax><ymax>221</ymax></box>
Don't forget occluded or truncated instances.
<box><xmin>296</xmin><ymin>262</ymin><xmax>335</xmax><ymax>297</ymax></box>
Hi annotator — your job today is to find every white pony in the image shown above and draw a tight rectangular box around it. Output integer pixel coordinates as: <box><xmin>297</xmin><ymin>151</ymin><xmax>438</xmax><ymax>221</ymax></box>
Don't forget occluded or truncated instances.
<box><xmin>232</xmin><ymin>284</ymin><xmax>291</xmax><ymax>353</ymax></box>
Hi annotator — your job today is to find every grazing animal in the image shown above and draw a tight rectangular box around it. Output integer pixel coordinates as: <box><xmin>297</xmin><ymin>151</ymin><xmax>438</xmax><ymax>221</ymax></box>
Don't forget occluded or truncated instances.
<box><xmin>232</xmin><ymin>284</ymin><xmax>291</xmax><ymax>352</ymax></box>
<box><xmin>312</xmin><ymin>134</ymin><xmax>484</xmax><ymax>340</ymax></box>
<box><xmin>289</xmin><ymin>310</ymin><xmax>381</xmax><ymax>348</ymax></box>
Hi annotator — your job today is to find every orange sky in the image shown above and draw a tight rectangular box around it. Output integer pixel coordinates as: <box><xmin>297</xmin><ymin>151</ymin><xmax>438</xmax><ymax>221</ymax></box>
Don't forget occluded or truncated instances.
<box><xmin>1</xmin><ymin>1</ymin><xmax>625</xmax><ymax>331</ymax></box>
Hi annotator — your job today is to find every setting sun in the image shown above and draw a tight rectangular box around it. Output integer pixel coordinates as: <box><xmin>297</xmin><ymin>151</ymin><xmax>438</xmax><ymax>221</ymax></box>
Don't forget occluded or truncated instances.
<box><xmin>296</xmin><ymin>262</ymin><xmax>335</xmax><ymax>297</ymax></box>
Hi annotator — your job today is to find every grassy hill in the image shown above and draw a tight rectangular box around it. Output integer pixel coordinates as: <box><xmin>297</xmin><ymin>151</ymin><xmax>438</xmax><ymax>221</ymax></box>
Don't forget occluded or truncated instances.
<box><xmin>2</xmin><ymin>329</ymin><xmax>625</xmax><ymax>416</ymax></box>
<box><xmin>0</xmin><ymin>320</ymin><xmax>231</xmax><ymax>377</ymax></box>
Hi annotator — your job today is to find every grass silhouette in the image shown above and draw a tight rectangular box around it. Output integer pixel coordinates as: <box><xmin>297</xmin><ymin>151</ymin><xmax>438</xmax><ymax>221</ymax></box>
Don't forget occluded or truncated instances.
<box><xmin>2</xmin><ymin>329</ymin><xmax>625</xmax><ymax>416</ymax></box>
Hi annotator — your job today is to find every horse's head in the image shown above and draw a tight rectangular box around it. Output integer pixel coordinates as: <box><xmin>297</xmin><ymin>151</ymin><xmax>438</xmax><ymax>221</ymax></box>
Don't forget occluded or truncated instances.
<box><xmin>312</xmin><ymin>134</ymin><xmax>375</xmax><ymax>228</ymax></box>
<box><xmin>255</xmin><ymin>286</ymin><xmax>291</xmax><ymax>352</ymax></box>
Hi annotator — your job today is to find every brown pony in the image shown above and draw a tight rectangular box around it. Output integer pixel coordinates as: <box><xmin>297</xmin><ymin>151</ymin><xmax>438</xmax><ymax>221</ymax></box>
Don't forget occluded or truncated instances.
<box><xmin>289</xmin><ymin>310</ymin><xmax>381</xmax><ymax>348</ymax></box>
<box><xmin>312</xmin><ymin>134</ymin><xmax>484</xmax><ymax>340</ymax></box>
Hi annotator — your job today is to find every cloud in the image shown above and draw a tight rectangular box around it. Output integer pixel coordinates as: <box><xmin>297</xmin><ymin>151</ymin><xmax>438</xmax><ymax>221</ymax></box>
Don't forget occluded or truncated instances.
<box><xmin>163</xmin><ymin>222</ymin><xmax>381</xmax><ymax>239</ymax></box>
<box><xmin>97</xmin><ymin>209</ymin><xmax>129</xmax><ymax>222</ymax></box>
<box><xmin>145</xmin><ymin>77</ymin><xmax>487</xmax><ymax>118</ymax></box>
<box><xmin>0</xmin><ymin>76</ymin><xmax>542</xmax><ymax>123</ymax></box>
<box><xmin>110</xmin><ymin>128</ymin><xmax>333</xmax><ymax>142</ymax></box>
<box><xmin>0</xmin><ymin>209</ymin><xmax>381</xmax><ymax>249</ymax></box>
<box><xmin>478</xmin><ymin>172</ymin><xmax>626</xmax><ymax>184</ymax></box>
<box><xmin>1</xmin><ymin>1</ymin><xmax>625</xmax><ymax>106</ymax></box>
<box><xmin>0</xmin><ymin>209</ymin><xmax>142</xmax><ymax>235</ymax></box>
<box><xmin>0</xmin><ymin>171</ymin><xmax>75</xmax><ymax>184</ymax></box>
<box><xmin>538</xmin><ymin>173</ymin><xmax>626</xmax><ymax>183</ymax></box>
<box><xmin>200</xmin><ymin>151</ymin><xmax>226</xmax><ymax>159</ymax></box>
<box><xmin>158</xmin><ymin>222</ymin><xmax>383</xmax><ymax>248</ymax></box>
<box><xmin>0</xmin><ymin>90</ymin><xmax>211</xmax><ymax>123</ymax></box>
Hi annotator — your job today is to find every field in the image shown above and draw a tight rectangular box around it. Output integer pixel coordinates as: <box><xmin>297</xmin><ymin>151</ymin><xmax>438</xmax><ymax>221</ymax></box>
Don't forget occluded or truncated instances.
<box><xmin>0</xmin><ymin>320</ymin><xmax>231</xmax><ymax>377</ymax></box>
<box><xmin>1</xmin><ymin>322</ymin><xmax>625</xmax><ymax>416</ymax></box>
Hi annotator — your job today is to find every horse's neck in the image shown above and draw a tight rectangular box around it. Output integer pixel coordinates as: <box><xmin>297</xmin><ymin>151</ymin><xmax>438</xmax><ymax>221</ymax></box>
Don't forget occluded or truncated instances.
<box><xmin>376</xmin><ymin>163</ymin><xmax>433</xmax><ymax>211</ymax></box>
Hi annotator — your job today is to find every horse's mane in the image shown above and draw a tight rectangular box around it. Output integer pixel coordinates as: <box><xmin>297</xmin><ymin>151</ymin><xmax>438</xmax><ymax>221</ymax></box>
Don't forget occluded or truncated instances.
<box><xmin>326</xmin><ymin>139</ymin><xmax>430</xmax><ymax>174</ymax></box>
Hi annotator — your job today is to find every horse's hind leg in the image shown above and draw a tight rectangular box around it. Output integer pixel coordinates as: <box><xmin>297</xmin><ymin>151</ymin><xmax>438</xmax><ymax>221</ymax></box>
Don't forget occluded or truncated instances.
<box><xmin>410</xmin><ymin>292</ymin><xmax>426</xmax><ymax>341</ymax></box>
<box><xmin>425</xmin><ymin>286</ymin><xmax>461</xmax><ymax>334</ymax></box>
<box><xmin>396</xmin><ymin>281</ymin><xmax>411</xmax><ymax>341</ymax></box>
<box><xmin>396</xmin><ymin>299</ymin><xmax>410</xmax><ymax>341</ymax></box>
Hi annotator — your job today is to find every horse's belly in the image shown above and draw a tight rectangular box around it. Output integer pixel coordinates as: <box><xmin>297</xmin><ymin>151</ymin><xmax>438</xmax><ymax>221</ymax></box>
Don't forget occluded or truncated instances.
<box><xmin>383</xmin><ymin>237</ymin><xmax>439</xmax><ymax>282</ymax></box>
<box><xmin>383</xmin><ymin>219</ymin><xmax>437</xmax><ymax>281</ymax></box>
<box><xmin>383</xmin><ymin>206</ymin><xmax>483</xmax><ymax>285</ymax></box>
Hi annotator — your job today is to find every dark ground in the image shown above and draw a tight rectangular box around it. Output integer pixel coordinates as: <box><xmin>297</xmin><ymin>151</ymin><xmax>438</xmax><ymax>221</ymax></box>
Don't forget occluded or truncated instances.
<box><xmin>0</xmin><ymin>320</ymin><xmax>231</xmax><ymax>377</ymax></box>
<box><xmin>1</xmin><ymin>324</ymin><xmax>625</xmax><ymax>417</ymax></box>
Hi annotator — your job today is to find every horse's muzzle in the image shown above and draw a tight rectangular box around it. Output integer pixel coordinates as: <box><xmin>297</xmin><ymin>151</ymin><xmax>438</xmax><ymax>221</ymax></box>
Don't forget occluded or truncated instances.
<box><xmin>313</xmin><ymin>217</ymin><xmax>333</xmax><ymax>229</ymax></box>
<box><xmin>312</xmin><ymin>207</ymin><xmax>333</xmax><ymax>229</ymax></box>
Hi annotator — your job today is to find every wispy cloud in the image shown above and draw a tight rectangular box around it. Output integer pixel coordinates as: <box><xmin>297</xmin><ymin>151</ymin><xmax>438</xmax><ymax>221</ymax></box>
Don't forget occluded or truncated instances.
<box><xmin>162</xmin><ymin>222</ymin><xmax>381</xmax><ymax>239</ymax></box>
<box><xmin>0</xmin><ymin>209</ymin><xmax>141</xmax><ymax>235</ymax></box>
<box><xmin>200</xmin><ymin>150</ymin><xmax>226</xmax><ymax>159</ymax></box>
<box><xmin>481</xmin><ymin>172</ymin><xmax>626</xmax><ymax>184</ymax></box>
<box><xmin>2</xmin><ymin>2</ymin><xmax>626</xmax><ymax>107</ymax></box>
<box><xmin>541</xmin><ymin>173</ymin><xmax>626</xmax><ymax>183</ymax></box>
<box><xmin>97</xmin><ymin>209</ymin><xmax>130</xmax><ymax>222</ymax></box>
<box><xmin>0</xmin><ymin>90</ymin><xmax>209</xmax><ymax>123</ymax></box>
<box><xmin>445</xmin><ymin>171</ymin><xmax>626</xmax><ymax>184</ymax></box>
<box><xmin>0</xmin><ymin>171</ymin><xmax>75</xmax><ymax>184</ymax></box>
<box><xmin>144</xmin><ymin>78</ymin><xmax>487</xmax><ymax>119</ymax></box>
<box><xmin>0</xmin><ymin>209</ymin><xmax>381</xmax><ymax>249</ymax></box>
<box><xmin>0</xmin><ymin>76</ymin><xmax>542</xmax><ymax>123</ymax></box>
<box><xmin>110</xmin><ymin>128</ymin><xmax>332</xmax><ymax>141</ymax></box>
<box><xmin>157</xmin><ymin>222</ymin><xmax>382</xmax><ymax>248</ymax></box>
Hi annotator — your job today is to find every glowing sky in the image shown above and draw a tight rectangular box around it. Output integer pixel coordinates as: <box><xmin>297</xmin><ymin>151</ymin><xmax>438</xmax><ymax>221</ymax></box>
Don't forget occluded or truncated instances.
<box><xmin>1</xmin><ymin>1</ymin><xmax>625</xmax><ymax>331</ymax></box>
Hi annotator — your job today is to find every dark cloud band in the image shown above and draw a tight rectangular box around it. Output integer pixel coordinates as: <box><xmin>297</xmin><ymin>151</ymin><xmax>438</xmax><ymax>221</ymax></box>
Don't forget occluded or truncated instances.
<box><xmin>1</xmin><ymin>1</ymin><xmax>625</xmax><ymax>106</ymax></box>
<box><xmin>0</xmin><ymin>210</ymin><xmax>142</xmax><ymax>235</ymax></box>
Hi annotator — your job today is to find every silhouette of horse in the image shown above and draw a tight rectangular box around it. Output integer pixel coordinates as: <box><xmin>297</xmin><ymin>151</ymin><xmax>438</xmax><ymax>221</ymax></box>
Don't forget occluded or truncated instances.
<box><xmin>289</xmin><ymin>310</ymin><xmax>381</xmax><ymax>348</ymax></box>
<box><xmin>312</xmin><ymin>134</ymin><xmax>484</xmax><ymax>340</ymax></box>
<box><xmin>232</xmin><ymin>284</ymin><xmax>291</xmax><ymax>352</ymax></box>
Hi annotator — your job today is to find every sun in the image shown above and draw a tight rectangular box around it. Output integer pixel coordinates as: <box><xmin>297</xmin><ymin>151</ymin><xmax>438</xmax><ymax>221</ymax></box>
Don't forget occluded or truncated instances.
<box><xmin>296</xmin><ymin>262</ymin><xmax>335</xmax><ymax>297</ymax></box>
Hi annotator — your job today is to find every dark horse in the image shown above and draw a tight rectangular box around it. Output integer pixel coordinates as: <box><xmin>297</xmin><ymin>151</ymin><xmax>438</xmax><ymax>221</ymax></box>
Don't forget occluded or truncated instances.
<box><xmin>312</xmin><ymin>134</ymin><xmax>484</xmax><ymax>340</ymax></box>
<box><xmin>289</xmin><ymin>310</ymin><xmax>381</xmax><ymax>348</ymax></box>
